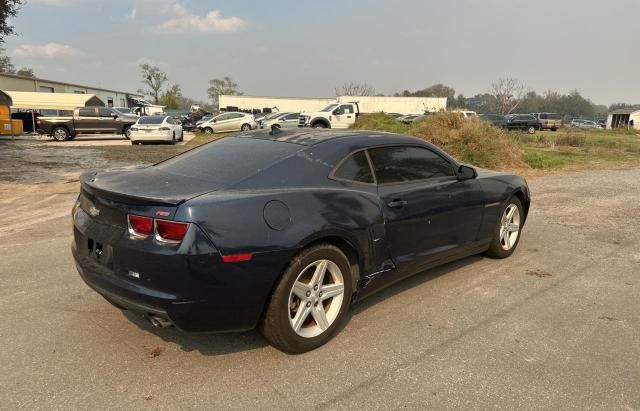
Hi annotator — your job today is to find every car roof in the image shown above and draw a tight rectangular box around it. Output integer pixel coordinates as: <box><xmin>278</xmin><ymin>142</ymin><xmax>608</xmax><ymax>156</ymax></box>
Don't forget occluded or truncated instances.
<box><xmin>237</xmin><ymin>128</ymin><xmax>424</xmax><ymax>148</ymax></box>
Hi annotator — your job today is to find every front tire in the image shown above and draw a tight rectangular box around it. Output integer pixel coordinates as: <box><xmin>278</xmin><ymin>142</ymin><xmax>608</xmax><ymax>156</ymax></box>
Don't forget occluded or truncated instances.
<box><xmin>313</xmin><ymin>122</ymin><xmax>327</xmax><ymax>129</ymax></box>
<box><xmin>203</xmin><ymin>127</ymin><xmax>213</xmax><ymax>134</ymax></box>
<box><xmin>261</xmin><ymin>244</ymin><xmax>353</xmax><ymax>353</ymax></box>
<box><xmin>527</xmin><ymin>126</ymin><xmax>537</xmax><ymax>134</ymax></box>
<box><xmin>485</xmin><ymin>196</ymin><xmax>524</xmax><ymax>259</ymax></box>
<box><xmin>51</xmin><ymin>127</ymin><xmax>70</xmax><ymax>141</ymax></box>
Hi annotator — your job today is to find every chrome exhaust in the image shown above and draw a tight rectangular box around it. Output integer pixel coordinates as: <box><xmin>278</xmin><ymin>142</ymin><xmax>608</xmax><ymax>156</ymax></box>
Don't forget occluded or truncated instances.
<box><xmin>149</xmin><ymin>315</ymin><xmax>172</xmax><ymax>328</ymax></box>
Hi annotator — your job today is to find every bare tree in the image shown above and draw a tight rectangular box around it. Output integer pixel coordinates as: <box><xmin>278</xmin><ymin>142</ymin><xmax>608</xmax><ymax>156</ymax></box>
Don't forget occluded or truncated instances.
<box><xmin>207</xmin><ymin>76</ymin><xmax>242</xmax><ymax>108</ymax></box>
<box><xmin>335</xmin><ymin>81</ymin><xmax>376</xmax><ymax>97</ymax></box>
<box><xmin>138</xmin><ymin>64</ymin><xmax>168</xmax><ymax>104</ymax></box>
<box><xmin>489</xmin><ymin>78</ymin><xmax>528</xmax><ymax>114</ymax></box>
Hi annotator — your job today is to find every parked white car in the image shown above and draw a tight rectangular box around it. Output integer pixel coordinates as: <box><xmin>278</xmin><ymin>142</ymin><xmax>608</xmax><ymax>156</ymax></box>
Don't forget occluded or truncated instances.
<box><xmin>198</xmin><ymin>112</ymin><xmax>257</xmax><ymax>134</ymax></box>
<box><xmin>130</xmin><ymin>115</ymin><xmax>183</xmax><ymax>145</ymax></box>
<box><xmin>262</xmin><ymin>112</ymin><xmax>300</xmax><ymax>130</ymax></box>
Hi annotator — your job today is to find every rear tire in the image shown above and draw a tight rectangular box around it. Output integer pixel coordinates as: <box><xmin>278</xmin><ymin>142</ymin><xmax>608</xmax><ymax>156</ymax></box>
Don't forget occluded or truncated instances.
<box><xmin>241</xmin><ymin>123</ymin><xmax>251</xmax><ymax>132</ymax></box>
<box><xmin>51</xmin><ymin>127</ymin><xmax>70</xmax><ymax>141</ymax></box>
<box><xmin>485</xmin><ymin>196</ymin><xmax>524</xmax><ymax>259</ymax></box>
<box><xmin>261</xmin><ymin>244</ymin><xmax>353</xmax><ymax>353</ymax></box>
<box><xmin>123</xmin><ymin>126</ymin><xmax>132</xmax><ymax>140</ymax></box>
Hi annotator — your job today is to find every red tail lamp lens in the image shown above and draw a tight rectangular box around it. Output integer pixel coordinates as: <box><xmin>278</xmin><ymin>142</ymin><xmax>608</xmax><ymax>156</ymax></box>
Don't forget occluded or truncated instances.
<box><xmin>221</xmin><ymin>253</ymin><xmax>253</xmax><ymax>263</ymax></box>
<box><xmin>156</xmin><ymin>220</ymin><xmax>190</xmax><ymax>242</ymax></box>
<box><xmin>128</xmin><ymin>215</ymin><xmax>153</xmax><ymax>236</ymax></box>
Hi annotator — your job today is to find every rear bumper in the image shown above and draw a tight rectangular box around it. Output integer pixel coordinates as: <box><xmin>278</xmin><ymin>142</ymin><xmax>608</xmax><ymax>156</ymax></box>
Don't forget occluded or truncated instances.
<box><xmin>130</xmin><ymin>131</ymin><xmax>172</xmax><ymax>142</ymax></box>
<box><xmin>72</xmin><ymin>207</ymin><xmax>286</xmax><ymax>333</ymax></box>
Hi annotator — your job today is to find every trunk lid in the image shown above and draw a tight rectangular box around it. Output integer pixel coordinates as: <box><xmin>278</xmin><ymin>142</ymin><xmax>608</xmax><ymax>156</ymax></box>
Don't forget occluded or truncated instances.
<box><xmin>79</xmin><ymin>167</ymin><xmax>225</xmax><ymax>228</ymax></box>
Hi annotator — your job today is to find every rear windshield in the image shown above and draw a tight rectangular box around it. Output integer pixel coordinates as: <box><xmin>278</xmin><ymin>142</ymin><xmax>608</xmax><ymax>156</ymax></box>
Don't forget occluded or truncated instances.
<box><xmin>155</xmin><ymin>137</ymin><xmax>300</xmax><ymax>183</ymax></box>
<box><xmin>138</xmin><ymin>116</ymin><xmax>166</xmax><ymax>124</ymax></box>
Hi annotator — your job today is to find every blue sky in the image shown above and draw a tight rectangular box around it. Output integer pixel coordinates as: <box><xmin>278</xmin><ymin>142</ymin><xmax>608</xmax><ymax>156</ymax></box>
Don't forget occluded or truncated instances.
<box><xmin>4</xmin><ymin>0</ymin><xmax>640</xmax><ymax>104</ymax></box>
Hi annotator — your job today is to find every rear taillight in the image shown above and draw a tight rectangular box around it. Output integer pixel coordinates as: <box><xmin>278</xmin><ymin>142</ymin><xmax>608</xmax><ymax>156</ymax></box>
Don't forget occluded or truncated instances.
<box><xmin>128</xmin><ymin>215</ymin><xmax>153</xmax><ymax>238</ymax></box>
<box><xmin>155</xmin><ymin>220</ymin><xmax>190</xmax><ymax>243</ymax></box>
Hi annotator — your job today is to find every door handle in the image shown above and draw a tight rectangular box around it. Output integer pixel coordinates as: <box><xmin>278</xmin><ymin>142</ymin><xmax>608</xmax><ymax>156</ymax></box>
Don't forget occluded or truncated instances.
<box><xmin>387</xmin><ymin>200</ymin><xmax>407</xmax><ymax>208</ymax></box>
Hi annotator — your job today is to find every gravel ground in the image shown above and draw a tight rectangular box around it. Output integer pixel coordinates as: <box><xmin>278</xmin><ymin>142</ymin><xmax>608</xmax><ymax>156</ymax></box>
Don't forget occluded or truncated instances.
<box><xmin>0</xmin><ymin>138</ymin><xmax>638</xmax><ymax>409</ymax></box>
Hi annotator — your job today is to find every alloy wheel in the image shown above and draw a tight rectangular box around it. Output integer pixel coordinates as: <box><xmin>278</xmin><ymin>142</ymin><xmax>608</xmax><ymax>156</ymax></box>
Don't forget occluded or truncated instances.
<box><xmin>499</xmin><ymin>204</ymin><xmax>520</xmax><ymax>250</ymax></box>
<box><xmin>288</xmin><ymin>259</ymin><xmax>345</xmax><ymax>338</ymax></box>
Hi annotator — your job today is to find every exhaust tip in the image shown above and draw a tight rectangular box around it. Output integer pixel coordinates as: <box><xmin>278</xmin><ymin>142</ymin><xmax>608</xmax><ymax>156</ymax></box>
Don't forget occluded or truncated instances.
<box><xmin>149</xmin><ymin>315</ymin><xmax>172</xmax><ymax>328</ymax></box>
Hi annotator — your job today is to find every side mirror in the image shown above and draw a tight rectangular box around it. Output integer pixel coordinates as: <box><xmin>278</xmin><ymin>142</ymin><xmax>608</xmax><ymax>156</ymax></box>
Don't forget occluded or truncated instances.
<box><xmin>213</xmin><ymin>119</ymin><xmax>217</xmax><ymax>123</ymax></box>
<box><xmin>457</xmin><ymin>165</ymin><xmax>477</xmax><ymax>180</ymax></box>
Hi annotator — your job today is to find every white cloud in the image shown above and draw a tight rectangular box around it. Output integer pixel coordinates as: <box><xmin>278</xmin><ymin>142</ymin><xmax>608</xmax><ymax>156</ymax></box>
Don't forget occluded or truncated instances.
<box><xmin>157</xmin><ymin>9</ymin><xmax>246</xmax><ymax>34</ymax></box>
<box><xmin>12</xmin><ymin>43</ymin><xmax>81</xmax><ymax>58</ymax></box>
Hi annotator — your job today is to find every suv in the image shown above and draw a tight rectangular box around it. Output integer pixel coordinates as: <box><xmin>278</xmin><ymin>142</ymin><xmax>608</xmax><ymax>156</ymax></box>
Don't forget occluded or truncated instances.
<box><xmin>298</xmin><ymin>102</ymin><xmax>360</xmax><ymax>129</ymax></box>
<box><xmin>37</xmin><ymin>106</ymin><xmax>138</xmax><ymax>141</ymax></box>
<box><xmin>531</xmin><ymin>113</ymin><xmax>562</xmax><ymax>131</ymax></box>
<box><xmin>505</xmin><ymin>114</ymin><xmax>542</xmax><ymax>134</ymax></box>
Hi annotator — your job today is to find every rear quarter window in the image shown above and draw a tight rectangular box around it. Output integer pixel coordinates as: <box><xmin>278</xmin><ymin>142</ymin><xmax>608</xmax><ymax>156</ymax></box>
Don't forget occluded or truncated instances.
<box><xmin>333</xmin><ymin>151</ymin><xmax>374</xmax><ymax>184</ymax></box>
<box><xmin>155</xmin><ymin>137</ymin><xmax>300</xmax><ymax>184</ymax></box>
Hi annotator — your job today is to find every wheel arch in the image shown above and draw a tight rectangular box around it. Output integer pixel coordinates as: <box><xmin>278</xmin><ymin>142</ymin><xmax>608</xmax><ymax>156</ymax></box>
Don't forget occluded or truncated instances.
<box><xmin>310</xmin><ymin>117</ymin><xmax>330</xmax><ymax>128</ymax></box>
<box><xmin>511</xmin><ymin>189</ymin><xmax>530</xmax><ymax>223</ymax></box>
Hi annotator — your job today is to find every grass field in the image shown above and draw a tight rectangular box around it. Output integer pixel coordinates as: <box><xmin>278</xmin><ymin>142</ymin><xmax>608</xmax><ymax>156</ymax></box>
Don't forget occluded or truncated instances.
<box><xmin>353</xmin><ymin>113</ymin><xmax>640</xmax><ymax>174</ymax></box>
<box><xmin>513</xmin><ymin>128</ymin><xmax>640</xmax><ymax>170</ymax></box>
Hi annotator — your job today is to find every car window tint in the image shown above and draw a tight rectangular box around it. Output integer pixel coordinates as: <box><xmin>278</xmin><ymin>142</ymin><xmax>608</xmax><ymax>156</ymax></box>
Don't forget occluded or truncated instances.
<box><xmin>78</xmin><ymin>108</ymin><xmax>96</xmax><ymax>117</ymax></box>
<box><xmin>230</xmin><ymin>113</ymin><xmax>244</xmax><ymax>119</ymax></box>
<box><xmin>138</xmin><ymin>116</ymin><xmax>165</xmax><ymax>124</ymax></box>
<box><xmin>369</xmin><ymin>146</ymin><xmax>454</xmax><ymax>184</ymax></box>
<box><xmin>333</xmin><ymin>151</ymin><xmax>374</xmax><ymax>184</ymax></box>
<box><xmin>98</xmin><ymin>108</ymin><xmax>113</xmax><ymax>117</ymax></box>
<box><xmin>155</xmin><ymin>137</ymin><xmax>300</xmax><ymax>184</ymax></box>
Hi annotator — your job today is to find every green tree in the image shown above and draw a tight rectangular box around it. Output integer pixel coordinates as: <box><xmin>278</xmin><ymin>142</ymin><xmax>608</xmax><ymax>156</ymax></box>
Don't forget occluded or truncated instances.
<box><xmin>0</xmin><ymin>0</ymin><xmax>23</xmax><ymax>43</ymax></box>
<box><xmin>0</xmin><ymin>47</ymin><xmax>15</xmax><ymax>73</ymax></box>
<box><xmin>16</xmin><ymin>67</ymin><xmax>34</xmax><ymax>77</ymax></box>
<box><xmin>138</xmin><ymin>64</ymin><xmax>167</xmax><ymax>104</ymax></box>
<box><xmin>397</xmin><ymin>84</ymin><xmax>456</xmax><ymax>100</ymax></box>
<box><xmin>159</xmin><ymin>84</ymin><xmax>182</xmax><ymax>109</ymax></box>
<box><xmin>207</xmin><ymin>76</ymin><xmax>241</xmax><ymax>107</ymax></box>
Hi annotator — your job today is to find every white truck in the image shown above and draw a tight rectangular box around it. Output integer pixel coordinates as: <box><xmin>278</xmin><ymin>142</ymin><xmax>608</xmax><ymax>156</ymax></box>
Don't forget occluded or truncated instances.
<box><xmin>298</xmin><ymin>102</ymin><xmax>360</xmax><ymax>129</ymax></box>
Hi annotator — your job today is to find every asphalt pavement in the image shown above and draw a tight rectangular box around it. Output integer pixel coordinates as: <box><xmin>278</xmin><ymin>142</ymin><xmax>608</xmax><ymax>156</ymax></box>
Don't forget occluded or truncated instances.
<box><xmin>0</xmin><ymin>169</ymin><xmax>638</xmax><ymax>410</ymax></box>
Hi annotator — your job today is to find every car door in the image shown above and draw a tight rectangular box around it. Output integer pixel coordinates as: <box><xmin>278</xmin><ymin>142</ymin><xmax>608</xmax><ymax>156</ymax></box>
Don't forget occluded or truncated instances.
<box><xmin>332</xmin><ymin>104</ymin><xmax>356</xmax><ymax>129</ymax></box>
<box><xmin>279</xmin><ymin>113</ymin><xmax>300</xmax><ymax>129</ymax></box>
<box><xmin>369</xmin><ymin>145</ymin><xmax>484</xmax><ymax>275</ymax></box>
<box><xmin>75</xmin><ymin>107</ymin><xmax>99</xmax><ymax>132</ymax></box>
<box><xmin>97</xmin><ymin>107</ymin><xmax>117</xmax><ymax>133</ymax></box>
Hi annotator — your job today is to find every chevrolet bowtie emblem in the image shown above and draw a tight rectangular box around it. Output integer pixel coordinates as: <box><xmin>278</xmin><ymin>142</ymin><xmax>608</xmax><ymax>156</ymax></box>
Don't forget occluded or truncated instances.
<box><xmin>89</xmin><ymin>206</ymin><xmax>100</xmax><ymax>217</ymax></box>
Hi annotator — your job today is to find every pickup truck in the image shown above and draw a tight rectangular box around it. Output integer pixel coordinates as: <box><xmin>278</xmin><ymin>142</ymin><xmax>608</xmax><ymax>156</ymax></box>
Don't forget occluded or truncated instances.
<box><xmin>504</xmin><ymin>114</ymin><xmax>542</xmax><ymax>134</ymax></box>
<box><xmin>531</xmin><ymin>112</ymin><xmax>562</xmax><ymax>131</ymax></box>
<box><xmin>298</xmin><ymin>102</ymin><xmax>360</xmax><ymax>129</ymax></box>
<box><xmin>37</xmin><ymin>106</ymin><xmax>138</xmax><ymax>141</ymax></box>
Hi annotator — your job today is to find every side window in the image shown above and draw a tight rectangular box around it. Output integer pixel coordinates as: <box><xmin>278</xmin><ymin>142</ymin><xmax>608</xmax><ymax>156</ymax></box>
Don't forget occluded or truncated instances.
<box><xmin>285</xmin><ymin>113</ymin><xmax>299</xmax><ymax>121</ymax></box>
<box><xmin>368</xmin><ymin>146</ymin><xmax>455</xmax><ymax>184</ymax></box>
<box><xmin>333</xmin><ymin>151</ymin><xmax>374</xmax><ymax>184</ymax></box>
<box><xmin>78</xmin><ymin>108</ymin><xmax>96</xmax><ymax>117</ymax></box>
<box><xmin>216</xmin><ymin>114</ymin><xmax>231</xmax><ymax>121</ymax></box>
<box><xmin>540</xmin><ymin>113</ymin><xmax>548</xmax><ymax>120</ymax></box>
<box><xmin>340</xmin><ymin>105</ymin><xmax>353</xmax><ymax>115</ymax></box>
<box><xmin>230</xmin><ymin>113</ymin><xmax>244</xmax><ymax>119</ymax></box>
<box><xmin>98</xmin><ymin>108</ymin><xmax>113</xmax><ymax>117</ymax></box>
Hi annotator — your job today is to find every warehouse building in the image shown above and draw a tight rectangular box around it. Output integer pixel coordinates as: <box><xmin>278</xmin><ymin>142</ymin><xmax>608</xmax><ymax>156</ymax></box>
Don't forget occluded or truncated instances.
<box><xmin>0</xmin><ymin>72</ymin><xmax>143</xmax><ymax>109</ymax></box>
<box><xmin>219</xmin><ymin>95</ymin><xmax>448</xmax><ymax>114</ymax></box>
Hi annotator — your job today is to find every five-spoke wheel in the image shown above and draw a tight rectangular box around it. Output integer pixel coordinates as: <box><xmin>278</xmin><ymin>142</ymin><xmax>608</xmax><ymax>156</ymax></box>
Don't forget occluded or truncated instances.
<box><xmin>261</xmin><ymin>244</ymin><xmax>352</xmax><ymax>353</ymax></box>
<box><xmin>486</xmin><ymin>196</ymin><xmax>524</xmax><ymax>258</ymax></box>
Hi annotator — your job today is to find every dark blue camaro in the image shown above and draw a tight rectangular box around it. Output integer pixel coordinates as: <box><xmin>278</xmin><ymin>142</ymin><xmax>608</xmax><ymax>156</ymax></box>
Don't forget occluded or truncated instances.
<box><xmin>72</xmin><ymin>129</ymin><xmax>530</xmax><ymax>353</ymax></box>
